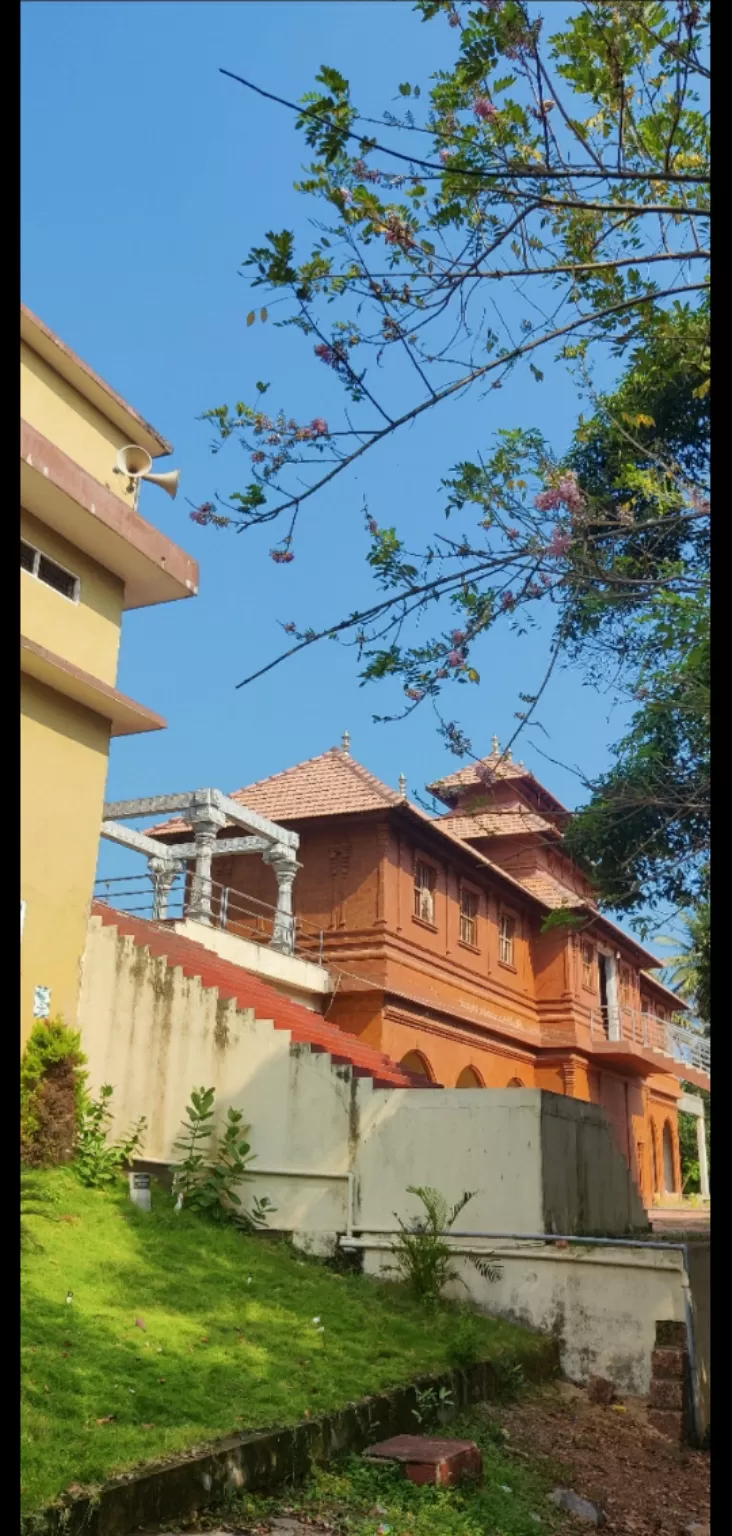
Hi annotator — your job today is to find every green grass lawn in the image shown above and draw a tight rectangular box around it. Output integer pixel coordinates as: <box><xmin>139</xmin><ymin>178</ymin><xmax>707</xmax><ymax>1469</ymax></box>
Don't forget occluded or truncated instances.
<box><xmin>21</xmin><ymin>1169</ymin><xmax>550</xmax><ymax>1516</ymax></box>
<box><xmin>206</xmin><ymin>1406</ymin><xmax>570</xmax><ymax>1536</ymax></box>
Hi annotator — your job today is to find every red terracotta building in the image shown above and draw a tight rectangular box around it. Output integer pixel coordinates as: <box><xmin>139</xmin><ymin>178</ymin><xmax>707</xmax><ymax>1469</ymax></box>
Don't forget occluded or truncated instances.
<box><xmin>157</xmin><ymin>740</ymin><xmax>710</xmax><ymax>1209</ymax></box>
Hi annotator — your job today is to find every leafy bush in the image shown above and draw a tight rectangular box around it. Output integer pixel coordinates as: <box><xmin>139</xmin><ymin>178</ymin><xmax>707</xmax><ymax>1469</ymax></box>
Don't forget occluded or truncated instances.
<box><xmin>75</xmin><ymin>1084</ymin><xmax>146</xmax><ymax>1188</ymax></box>
<box><xmin>390</xmin><ymin>1186</ymin><xmax>502</xmax><ymax>1306</ymax></box>
<box><xmin>20</xmin><ymin>1018</ymin><xmax>87</xmax><ymax>1167</ymax></box>
<box><xmin>171</xmin><ymin>1086</ymin><xmax>275</xmax><ymax>1229</ymax></box>
<box><xmin>449</xmin><ymin>1307</ymin><xmax>487</xmax><ymax>1371</ymax></box>
<box><xmin>411</xmin><ymin>1382</ymin><xmax>454</xmax><ymax>1430</ymax></box>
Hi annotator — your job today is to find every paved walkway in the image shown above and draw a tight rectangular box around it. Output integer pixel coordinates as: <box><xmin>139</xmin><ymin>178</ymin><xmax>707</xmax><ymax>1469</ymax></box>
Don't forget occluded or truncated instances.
<box><xmin>649</xmin><ymin>1205</ymin><xmax>710</xmax><ymax>1235</ymax></box>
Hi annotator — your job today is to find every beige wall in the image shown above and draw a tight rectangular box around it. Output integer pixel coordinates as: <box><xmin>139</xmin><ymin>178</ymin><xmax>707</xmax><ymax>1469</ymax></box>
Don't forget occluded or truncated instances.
<box><xmin>78</xmin><ymin>916</ymin><xmax>650</xmax><ymax>1244</ymax></box>
<box><xmin>21</xmin><ymin>340</ymin><xmax>138</xmax><ymax>506</ymax></box>
<box><xmin>21</xmin><ymin>679</ymin><xmax>111</xmax><ymax>1046</ymax></box>
<box><xmin>77</xmin><ymin>914</ymin><xmax>708</xmax><ymax>1406</ymax></box>
<box><xmin>362</xmin><ymin>1239</ymin><xmax>687</xmax><ymax>1397</ymax></box>
<box><xmin>21</xmin><ymin>507</ymin><xmax>125</xmax><ymax>686</ymax></box>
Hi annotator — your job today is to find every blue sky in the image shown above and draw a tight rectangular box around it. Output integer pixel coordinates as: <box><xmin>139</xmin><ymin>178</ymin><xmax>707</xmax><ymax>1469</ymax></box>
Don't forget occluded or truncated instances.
<box><xmin>22</xmin><ymin>1</ymin><xmax>661</xmax><ymax>935</ymax></box>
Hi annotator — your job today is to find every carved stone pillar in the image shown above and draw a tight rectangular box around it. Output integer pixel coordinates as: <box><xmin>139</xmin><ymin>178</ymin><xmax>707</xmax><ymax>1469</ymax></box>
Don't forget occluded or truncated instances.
<box><xmin>187</xmin><ymin>794</ymin><xmax>227</xmax><ymax>925</ymax></box>
<box><xmin>264</xmin><ymin>843</ymin><xmax>301</xmax><ymax>954</ymax></box>
<box><xmin>147</xmin><ymin>855</ymin><xmax>182</xmax><ymax>921</ymax></box>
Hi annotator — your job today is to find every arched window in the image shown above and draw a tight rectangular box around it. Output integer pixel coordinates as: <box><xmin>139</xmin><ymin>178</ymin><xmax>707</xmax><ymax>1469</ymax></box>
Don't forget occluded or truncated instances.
<box><xmin>507</xmin><ymin>1076</ymin><xmax>525</xmax><ymax>1087</ymax></box>
<box><xmin>456</xmin><ymin>1066</ymin><xmax>484</xmax><ymax>1089</ymax></box>
<box><xmin>399</xmin><ymin>1050</ymin><xmax>434</xmax><ymax>1081</ymax></box>
<box><xmin>662</xmin><ymin>1120</ymin><xmax>676</xmax><ymax>1194</ymax></box>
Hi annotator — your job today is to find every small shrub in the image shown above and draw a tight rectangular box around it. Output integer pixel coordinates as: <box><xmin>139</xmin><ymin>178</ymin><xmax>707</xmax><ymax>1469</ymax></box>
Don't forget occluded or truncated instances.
<box><xmin>390</xmin><ymin>1185</ymin><xmax>502</xmax><ymax>1306</ymax></box>
<box><xmin>411</xmin><ymin>1382</ymin><xmax>454</xmax><ymax>1429</ymax></box>
<box><xmin>449</xmin><ymin>1307</ymin><xmax>486</xmax><ymax>1370</ymax></box>
<box><xmin>21</xmin><ymin>1018</ymin><xmax>87</xmax><ymax>1167</ymax></box>
<box><xmin>75</xmin><ymin>1084</ymin><xmax>146</xmax><ymax>1188</ymax></box>
<box><xmin>171</xmin><ymin>1086</ymin><xmax>275</xmax><ymax>1229</ymax></box>
<box><xmin>491</xmin><ymin>1354</ymin><xmax>525</xmax><ymax>1401</ymax></box>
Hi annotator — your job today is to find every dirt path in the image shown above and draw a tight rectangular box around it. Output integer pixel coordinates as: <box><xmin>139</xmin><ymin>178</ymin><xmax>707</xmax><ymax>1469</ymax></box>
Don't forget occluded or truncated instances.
<box><xmin>493</xmin><ymin>1382</ymin><xmax>709</xmax><ymax>1536</ymax></box>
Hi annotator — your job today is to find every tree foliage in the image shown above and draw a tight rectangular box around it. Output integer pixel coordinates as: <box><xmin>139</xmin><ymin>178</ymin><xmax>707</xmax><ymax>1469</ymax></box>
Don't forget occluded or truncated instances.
<box><xmin>197</xmin><ymin>1</ymin><xmax>709</xmax><ymax>923</ymax></box>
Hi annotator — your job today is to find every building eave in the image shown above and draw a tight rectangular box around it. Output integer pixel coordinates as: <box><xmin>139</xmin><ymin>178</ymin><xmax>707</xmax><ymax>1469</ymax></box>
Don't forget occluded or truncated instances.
<box><xmin>21</xmin><ymin>304</ymin><xmax>172</xmax><ymax>459</ymax></box>
<box><xmin>21</xmin><ymin>418</ymin><xmax>199</xmax><ymax>610</ymax></box>
<box><xmin>21</xmin><ymin>635</ymin><xmax>167</xmax><ymax>736</ymax></box>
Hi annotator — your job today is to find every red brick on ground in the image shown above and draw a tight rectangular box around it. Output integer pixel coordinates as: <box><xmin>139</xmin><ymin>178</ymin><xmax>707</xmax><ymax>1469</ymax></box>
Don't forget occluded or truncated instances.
<box><xmin>363</xmin><ymin>1433</ymin><xmax>482</xmax><ymax>1487</ymax></box>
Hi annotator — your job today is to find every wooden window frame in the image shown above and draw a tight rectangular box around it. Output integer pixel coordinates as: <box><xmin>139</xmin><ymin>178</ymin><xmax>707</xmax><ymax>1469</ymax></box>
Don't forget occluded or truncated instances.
<box><xmin>458</xmin><ymin>883</ymin><xmax>480</xmax><ymax>950</ymax></box>
<box><xmin>498</xmin><ymin>908</ymin><xmax>517</xmax><ymax>970</ymax></box>
<box><xmin>581</xmin><ymin>939</ymin><xmax>595</xmax><ymax>992</ymax></box>
<box><xmin>413</xmin><ymin>857</ymin><xmax>438</xmax><ymax>929</ymax></box>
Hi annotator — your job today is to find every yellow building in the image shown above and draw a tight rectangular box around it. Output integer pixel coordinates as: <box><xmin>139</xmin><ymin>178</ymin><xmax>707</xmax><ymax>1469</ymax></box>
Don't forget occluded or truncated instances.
<box><xmin>20</xmin><ymin>304</ymin><xmax>199</xmax><ymax>1047</ymax></box>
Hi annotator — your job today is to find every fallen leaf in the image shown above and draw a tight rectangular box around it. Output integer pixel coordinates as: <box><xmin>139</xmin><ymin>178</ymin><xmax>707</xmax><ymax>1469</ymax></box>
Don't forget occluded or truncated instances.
<box><xmin>95</xmin><ymin>1415</ymin><xmax>117</xmax><ymax>1425</ymax></box>
<box><xmin>66</xmin><ymin>1483</ymin><xmax>84</xmax><ymax>1495</ymax></box>
<box><xmin>142</xmin><ymin>1422</ymin><xmax>155</xmax><ymax>1429</ymax></box>
<box><xmin>135</xmin><ymin>1317</ymin><xmax>146</xmax><ymax>1331</ymax></box>
<box><xmin>158</xmin><ymin>1377</ymin><xmax>167</xmax><ymax>1383</ymax></box>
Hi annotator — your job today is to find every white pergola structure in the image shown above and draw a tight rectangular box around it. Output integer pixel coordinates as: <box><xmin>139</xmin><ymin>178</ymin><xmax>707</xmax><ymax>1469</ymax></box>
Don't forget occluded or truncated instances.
<box><xmin>100</xmin><ymin>788</ymin><xmax>300</xmax><ymax>954</ymax></box>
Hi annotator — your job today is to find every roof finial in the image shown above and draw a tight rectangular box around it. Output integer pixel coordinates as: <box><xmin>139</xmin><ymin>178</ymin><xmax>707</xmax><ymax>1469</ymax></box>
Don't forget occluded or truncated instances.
<box><xmin>506</xmin><ymin>746</ymin><xmax>513</xmax><ymax>762</ymax></box>
<box><xmin>398</xmin><ymin>772</ymin><xmax>407</xmax><ymax>798</ymax></box>
<box><xmin>341</xmin><ymin>729</ymin><xmax>351</xmax><ymax>755</ymax></box>
<box><xmin>491</xmin><ymin>734</ymin><xmax>500</xmax><ymax>755</ymax></box>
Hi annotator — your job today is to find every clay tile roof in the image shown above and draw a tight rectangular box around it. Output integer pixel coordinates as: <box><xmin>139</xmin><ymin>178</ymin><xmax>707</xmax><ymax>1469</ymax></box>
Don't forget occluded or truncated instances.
<box><xmin>514</xmin><ymin>872</ymin><xmax>588</xmax><ymax>910</ymax></box>
<box><xmin>427</xmin><ymin>749</ymin><xmax>568</xmax><ymax>813</ymax></box>
<box><xmin>435</xmin><ymin>809</ymin><xmax>557</xmax><ymax>839</ymax></box>
<box><xmin>149</xmin><ymin>748</ymin><xmax>402</xmax><ymax>836</ymax></box>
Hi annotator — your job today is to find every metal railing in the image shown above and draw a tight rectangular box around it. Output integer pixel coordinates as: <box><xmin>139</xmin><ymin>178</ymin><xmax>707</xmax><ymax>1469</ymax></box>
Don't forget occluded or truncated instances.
<box><xmin>93</xmin><ymin>871</ymin><xmax>327</xmax><ymax>969</ymax></box>
<box><xmin>590</xmin><ymin>1007</ymin><xmax>710</xmax><ymax>1076</ymax></box>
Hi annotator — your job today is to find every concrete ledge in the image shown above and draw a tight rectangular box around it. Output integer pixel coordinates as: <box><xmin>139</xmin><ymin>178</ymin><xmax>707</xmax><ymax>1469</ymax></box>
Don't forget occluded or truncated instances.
<box><xmin>173</xmin><ymin>919</ymin><xmax>333</xmax><ymax>1008</ymax></box>
<box><xmin>22</xmin><ymin>1347</ymin><xmax>559</xmax><ymax>1535</ymax></box>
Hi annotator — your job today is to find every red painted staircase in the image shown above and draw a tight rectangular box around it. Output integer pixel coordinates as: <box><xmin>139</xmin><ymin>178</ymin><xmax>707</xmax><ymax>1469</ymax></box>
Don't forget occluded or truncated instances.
<box><xmin>91</xmin><ymin>902</ymin><xmax>438</xmax><ymax>1090</ymax></box>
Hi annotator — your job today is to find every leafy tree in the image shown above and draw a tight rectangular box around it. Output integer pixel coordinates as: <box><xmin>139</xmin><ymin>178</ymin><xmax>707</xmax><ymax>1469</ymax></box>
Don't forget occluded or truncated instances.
<box><xmin>197</xmin><ymin>1</ymin><xmax>709</xmax><ymax>923</ymax></box>
<box><xmin>657</xmin><ymin>897</ymin><xmax>710</xmax><ymax>1026</ymax></box>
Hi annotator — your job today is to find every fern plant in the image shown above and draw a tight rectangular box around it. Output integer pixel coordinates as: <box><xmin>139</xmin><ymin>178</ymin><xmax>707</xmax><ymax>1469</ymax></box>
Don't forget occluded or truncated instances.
<box><xmin>391</xmin><ymin>1185</ymin><xmax>502</xmax><ymax>1305</ymax></box>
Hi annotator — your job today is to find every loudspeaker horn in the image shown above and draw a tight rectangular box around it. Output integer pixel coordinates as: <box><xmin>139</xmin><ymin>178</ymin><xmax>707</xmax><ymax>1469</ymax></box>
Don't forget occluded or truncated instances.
<box><xmin>114</xmin><ymin>446</ymin><xmax>181</xmax><ymax>500</ymax></box>
<box><xmin>145</xmin><ymin>468</ymin><xmax>181</xmax><ymax>500</ymax></box>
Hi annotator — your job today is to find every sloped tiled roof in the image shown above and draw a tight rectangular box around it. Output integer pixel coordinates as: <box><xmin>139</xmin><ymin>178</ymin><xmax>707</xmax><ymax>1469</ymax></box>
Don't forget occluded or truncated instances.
<box><xmin>149</xmin><ymin>748</ymin><xmax>402</xmax><ymax>836</ymax></box>
<box><xmin>510</xmin><ymin>872</ymin><xmax>588</xmax><ymax>910</ymax></box>
<box><xmin>436</xmin><ymin>809</ymin><xmax>558</xmax><ymax>840</ymax></box>
<box><xmin>427</xmin><ymin>749</ymin><xmax>568</xmax><ymax>813</ymax></box>
<box><xmin>144</xmin><ymin>748</ymin><xmax>667</xmax><ymax>972</ymax></box>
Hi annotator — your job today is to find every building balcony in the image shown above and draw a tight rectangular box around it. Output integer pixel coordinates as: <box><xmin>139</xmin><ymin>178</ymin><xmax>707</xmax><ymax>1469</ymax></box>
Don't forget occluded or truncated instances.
<box><xmin>590</xmin><ymin>1007</ymin><xmax>710</xmax><ymax>1085</ymax></box>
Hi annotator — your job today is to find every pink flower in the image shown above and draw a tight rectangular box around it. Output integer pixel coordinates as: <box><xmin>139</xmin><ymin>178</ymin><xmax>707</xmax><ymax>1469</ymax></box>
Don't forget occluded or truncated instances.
<box><xmin>556</xmin><ymin>472</ymin><xmax>585</xmax><ymax>514</ymax></box>
<box><xmin>337</xmin><ymin>186</ymin><xmax>352</xmax><ymax>203</ymax></box>
<box><xmin>447</xmin><ymin>650</ymin><xmax>464</xmax><ymax>668</ymax></box>
<box><xmin>474</xmin><ymin>97</ymin><xmax>499</xmax><ymax>121</ymax></box>
<box><xmin>451</xmin><ymin>629</ymin><xmax>466</xmax><ymax>644</ymax></box>
<box><xmin>251</xmin><ymin>450</ymin><xmax>266</xmax><ymax>465</ymax></box>
<box><xmin>283</xmin><ymin>621</ymin><xmax>296</xmax><ymax>633</ymax></box>
<box><xmin>546</xmin><ymin>527</ymin><xmax>572</xmax><ymax>558</ymax></box>
<box><xmin>310</xmin><ymin>418</ymin><xmax>329</xmax><ymax>436</ymax></box>
<box><xmin>406</xmin><ymin>687</ymin><xmax>425</xmax><ymax>701</ymax></box>
<box><xmin>367</xmin><ymin>517</ymin><xmax>380</xmax><ymax>536</ymax></box>
<box><xmin>353</xmin><ymin>159</ymin><xmax>367</xmax><ymax>176</ymax></box>
<box><xmin>270</xmin><ymin>549</ymin><xmax>295</xmax><ymax>564</ymax></box>
<box><xmin>435</xmin><ymin>668</ymin><xmax>449</xmax><ymax>680</ymax></box>
<box><xmin>440</xmin><ymin>147</ymin><xmax>453</xmax><ymax>164</ymax></box>
<box><xmin>501</xmin><ymin>591</ymin><xmax>516</xmax><ymax>610</ymax></box>
<box><xmin>535</xmin><ymin>486</ymin><xmax>562</xmax><ymax>512</ymax></box>
<box><xmin>314</xmin><ymin>343</ymin><xmax>337</xmax><ymax>366</ymax></box>
<box><xmin>506</xmin><ymin>527</ymin><xmax>520</xmax><ymax>541</ymax></box>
